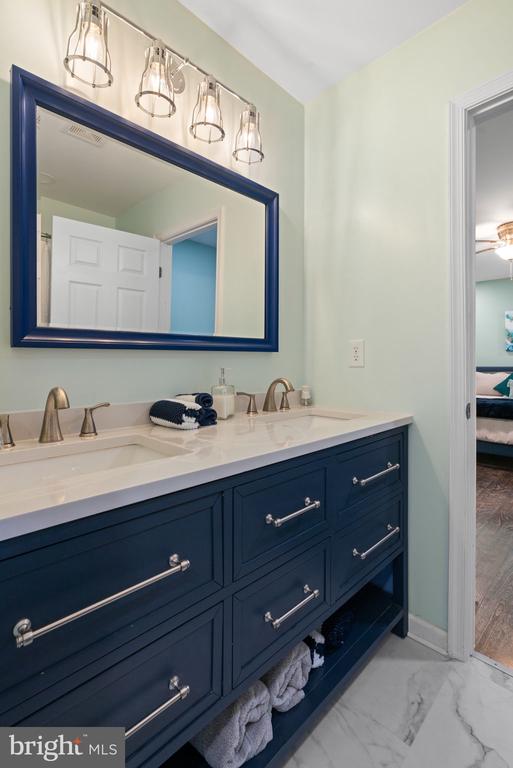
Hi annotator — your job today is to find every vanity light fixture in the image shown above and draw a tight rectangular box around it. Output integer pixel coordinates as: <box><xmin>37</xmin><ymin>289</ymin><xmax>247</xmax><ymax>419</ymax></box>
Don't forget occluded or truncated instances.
<box><xmin>135</xmin><ymin>43</ymin><xmax>176</xmax><ymax>118</ymax></box>
<box><xmin>233</xmin><ymin>104</ymin><xmax>264</xmax><ymax>164</ymax></box>
<box><xmin>64</xmin><ymin>1</ymin><xmax>113</xmax><ymax>88</ymax></box>
<box><xmin>190</xmin><ymin>76</ymin><xmax>225</xmax><ymax>144</ymax></box>
<box><xmin>63</xmin><ymin>2</ymin><xmax>264</xmax><ymax>161</ymax></box>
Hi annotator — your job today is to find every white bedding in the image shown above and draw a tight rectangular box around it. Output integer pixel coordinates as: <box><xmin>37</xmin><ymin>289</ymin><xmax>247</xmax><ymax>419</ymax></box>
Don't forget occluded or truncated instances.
<box><xmin>477</xmin><ymin>417</ymin><xmax>513</xmax><ymax>445</ymax></box>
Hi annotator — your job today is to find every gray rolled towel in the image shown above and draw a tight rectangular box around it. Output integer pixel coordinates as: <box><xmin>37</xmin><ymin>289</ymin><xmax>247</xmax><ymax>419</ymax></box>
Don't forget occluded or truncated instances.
<box><xmin>262</xmin><ymin>641</ymin><xmax>312</xmax><ymax>713</ymax></box>
<box><xmin>191</xmin><ymin>680</ymin><xmax>272</xmax><ymax>768</ymax></box>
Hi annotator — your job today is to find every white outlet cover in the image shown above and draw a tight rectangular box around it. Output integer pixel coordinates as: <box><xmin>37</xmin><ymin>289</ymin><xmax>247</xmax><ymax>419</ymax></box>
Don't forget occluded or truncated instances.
<box><xmin>349</xmin><ymin>339</ymin><xmax>365</xmax><ymax>367</ymax></box>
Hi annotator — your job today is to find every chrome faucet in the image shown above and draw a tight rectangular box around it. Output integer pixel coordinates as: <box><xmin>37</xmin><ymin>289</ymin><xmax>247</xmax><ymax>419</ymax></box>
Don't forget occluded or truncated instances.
<box><xmin>39</xmin><ymin>387</ymin><xmax>70</xmax><ymax>443</ymax></box>
<box><xmin>263</xmin><ymin>378</ymin><xmax>295</xmax><ymax>412</ymax></box>
<box><xmin>0</xmin><ymin>414</ymin><xmax>15</xmax><ymax>449</ymax></box>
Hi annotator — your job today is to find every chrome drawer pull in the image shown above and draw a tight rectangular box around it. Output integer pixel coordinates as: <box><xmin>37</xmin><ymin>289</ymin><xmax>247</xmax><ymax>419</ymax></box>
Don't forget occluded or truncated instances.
<box><xmin>12</xmin><ymin>554</ymin><xmax>190</xmax><ymax>649</ymax></box>
<box><xmin>352</xmin><ymin>524</ymin><xmax>400</xmax><ymax>560</ymax></box>
<box><xmin>125</xmin><ymin>676</ymin><xmax>190</xmax><ymax>739</ymax></box>
<box><xmin>264</xmin><ymin>584</ymin><xmax>320</xmax><ymax>630</ymax></box>
<box><xmin>352</xmin><ymin>461</ymin><xmax>400</xmax><ymax>487</ymax></box>
<box><xmin>265</xmin><ymin>497</ymin><xmax>321</xmax><ymax>528</ymax></box>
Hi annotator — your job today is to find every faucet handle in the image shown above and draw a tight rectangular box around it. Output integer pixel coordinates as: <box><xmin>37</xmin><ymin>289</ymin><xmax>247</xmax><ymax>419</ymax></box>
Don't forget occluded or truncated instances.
<box><xmin>237</xmin><ymin>392</ymin><xmax>258</xmax><ymax>415</ymax></box>
<box><xmin>279</xmin><ymin>392</ymin><xmax>291</xmax><ymax>411</ymax></box>
<box><xmin>80</xmin><ymin>402</ymin><xmax>110</xmax><ymax>438</ymax></box>
<box><xmin>0</xmin><ymin>414</ymin><xmax>15</xmax><ymax>449</ymax></box>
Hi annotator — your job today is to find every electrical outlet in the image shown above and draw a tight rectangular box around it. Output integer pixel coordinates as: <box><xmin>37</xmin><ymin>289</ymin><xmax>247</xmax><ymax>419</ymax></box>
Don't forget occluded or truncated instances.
<box><xmin>349</xmin><ymin>339</ymin><xmax>365</xmax><ymax>367</ymax></box>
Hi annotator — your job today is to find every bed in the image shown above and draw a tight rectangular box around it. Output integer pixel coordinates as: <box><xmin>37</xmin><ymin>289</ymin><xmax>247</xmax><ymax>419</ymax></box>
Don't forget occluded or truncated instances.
<box><xmin>476</xmin><ymin>367</ymin><xmax>513</xmax><ymax>458</ymax></box>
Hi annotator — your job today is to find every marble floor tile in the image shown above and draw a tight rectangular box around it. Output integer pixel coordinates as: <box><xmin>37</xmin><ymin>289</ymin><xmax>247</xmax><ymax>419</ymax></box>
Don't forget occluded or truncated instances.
<box><xmin>284</xmin><ymin>699</ymin><xmax>410</xmax><ymax>768</ymax></box>
<box><xmin>402</xmin><ymin>661</ymin><xmax>513</xmax><ymax>768</ymax></box>
<box><xmin>341</xmin><ymin>634</ymin><xmax>451</xmax><ymax>745</ymax></box>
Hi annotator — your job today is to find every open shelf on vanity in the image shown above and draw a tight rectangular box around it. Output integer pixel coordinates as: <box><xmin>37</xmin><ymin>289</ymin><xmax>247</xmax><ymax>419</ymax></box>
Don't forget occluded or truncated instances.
<box><xmin>172</xmin><ymin>583</ymin><xmax>403</xmax><ymax>768</ymax></box>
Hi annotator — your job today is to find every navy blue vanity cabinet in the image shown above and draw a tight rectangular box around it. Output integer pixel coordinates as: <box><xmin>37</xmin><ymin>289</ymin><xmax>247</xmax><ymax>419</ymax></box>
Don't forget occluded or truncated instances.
<box><xmin>20</xmin><ymin>603</ymin><xmax>224</xmax><ymax>768</ymax></box>
<box><xmin>233</xmin><ymin>460</ymin><xmax>328</xmax><ymax>579</ymax></box>
<box><xmin>232</xmin><ymin>542</ymin><xmax>329</xmax><ymax>686</ymax></box>
<box><xmin>0</xmin><ymin>489</ymin><xmax>224</xmax><ymax>718</ymax></box>
<box><xmin>0</xmin><ymin>425</ymin><xmax>408</xmax><ymax>768</ymax></box>
<box><xmin>332</xmin><ymin>494</ymin><xmax>404</xmax><ymax>602</ymax></box>
<box><xmin>332</xmin><ymin>430</ymin><xmax>405</xmax><ymax>528</ymax></box>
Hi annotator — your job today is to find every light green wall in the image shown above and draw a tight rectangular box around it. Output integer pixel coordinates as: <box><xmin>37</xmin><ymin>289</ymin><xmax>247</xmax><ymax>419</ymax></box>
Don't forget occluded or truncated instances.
<box><xmin>39</xmin><ymin>197</ymin><xmax>116</xmax><ymax>233</ymax></box>
<box><xmin>476</xmin><ymin>279</ymin><xmax>513</xmax><ymax>365</ymax></box>
<box><xmin>305</xmin><ymin>0</ymin><xmax>513</xmax><ymax>630</ymax></box>
<box><xmin>0</xmin><ymin>0</ymin><xmax>304</xmax><ymax>410</ymax></box>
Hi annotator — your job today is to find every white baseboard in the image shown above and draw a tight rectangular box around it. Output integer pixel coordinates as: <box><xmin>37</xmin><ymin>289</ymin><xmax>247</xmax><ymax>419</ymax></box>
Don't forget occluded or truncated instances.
<box><xmin>408</xmin><ymin>614</ymin><xmax>448</xmax><ymax>657</ymax></box>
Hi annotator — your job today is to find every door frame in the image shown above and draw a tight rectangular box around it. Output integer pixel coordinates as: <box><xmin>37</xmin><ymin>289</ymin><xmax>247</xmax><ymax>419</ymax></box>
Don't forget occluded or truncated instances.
<box><xmin>157</xmin><ymin>208</ymin><xmax>224</xmax><ymax>336</ymax></box>
<box><xmin>449</xmin><ymin>68</ymin><xmax>513</xmax><ymax>660</ymax></box>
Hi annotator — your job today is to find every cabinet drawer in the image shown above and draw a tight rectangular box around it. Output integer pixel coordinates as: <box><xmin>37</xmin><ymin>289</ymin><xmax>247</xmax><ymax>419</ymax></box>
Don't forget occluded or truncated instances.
<box><xmin>333</xmin><ymin>433</ymin><xmax>404</xmax><ymax>526</ymax></box>
<box><xmin>18</xmin><ymin>604</ymin><xmax>223</xmax><ymax>768</ymax></box>
<box><xmin>233</xmin><ymin>462</ymin><xmax>327</xmax><ymax>578</ymax></box>
<box><xmin>233</xmin><ymin>543</ymin><xmax>329</xmax><ymax>686</ymax></box>
<box><xmin>0</xmin><ymin>493</ymin><xmax>223</xmax><ymax>715</ymax></box>
<box><xmin>332</xmin><ymin>495</ymin><xmax>403</xmax><ymax>601</ymax></box>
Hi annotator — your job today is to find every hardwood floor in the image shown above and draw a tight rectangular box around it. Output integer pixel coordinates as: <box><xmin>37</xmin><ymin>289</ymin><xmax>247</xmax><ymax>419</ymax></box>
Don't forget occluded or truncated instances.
<box><xmin>475</xmin><ymin>456</ymin><xmax>513</xmax><ymax>668</ymax></box>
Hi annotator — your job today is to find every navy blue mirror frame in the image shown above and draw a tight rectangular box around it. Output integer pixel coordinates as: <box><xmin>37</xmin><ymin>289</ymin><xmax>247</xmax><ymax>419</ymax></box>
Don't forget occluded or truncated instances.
<box><xmin>11</xmin><ymin>67</ymin><xmax>278</xmax><ymax>351</ymax></box>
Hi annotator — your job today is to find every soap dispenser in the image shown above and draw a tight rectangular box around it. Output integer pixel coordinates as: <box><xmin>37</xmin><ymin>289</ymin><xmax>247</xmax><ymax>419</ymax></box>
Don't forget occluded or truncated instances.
<box><xmin>212</xmin><ymin>367</ymin><xmax>235</xmax><ymax>419</ymax></box>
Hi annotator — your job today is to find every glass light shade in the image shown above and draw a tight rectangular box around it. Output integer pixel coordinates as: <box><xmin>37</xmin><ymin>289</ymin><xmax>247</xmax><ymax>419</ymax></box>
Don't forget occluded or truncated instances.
<box><xmin>190</xmin><ymin>76</ymin><xmax>225</xmax><ymax>143</ymax></box>
<box><xmin>135</xmin><ymin>44</ymin><xmax>176</xmax><ymax>118</ymax></box>
<box><xmin>64</xmin><ymin>1</ymin><xmax>112</xmax><ymax>88</ymax></box>
<box><xmin>496</xmin><ymin>244</ymin><xmax>513</xmax><ymax>260</ymax></box>
<box><xmin>233</xmin><ymin>104</ymin><xmax>264</xmax><ymax>164</ymax></box>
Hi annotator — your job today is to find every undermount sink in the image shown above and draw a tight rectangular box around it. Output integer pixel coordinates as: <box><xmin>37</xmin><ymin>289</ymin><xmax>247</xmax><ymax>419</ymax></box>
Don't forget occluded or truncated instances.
<box><xmin>0</xmin><ymin>434</ymin><xmax>190</xmax><ymax>494</ymax></box>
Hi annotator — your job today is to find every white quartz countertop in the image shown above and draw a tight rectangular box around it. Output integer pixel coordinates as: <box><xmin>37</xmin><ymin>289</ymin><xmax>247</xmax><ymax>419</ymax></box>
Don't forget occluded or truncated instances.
<box><xmin>0</xmin><ymin>407</ymin><xmax>412</xmax><ymax>541</ymax></box>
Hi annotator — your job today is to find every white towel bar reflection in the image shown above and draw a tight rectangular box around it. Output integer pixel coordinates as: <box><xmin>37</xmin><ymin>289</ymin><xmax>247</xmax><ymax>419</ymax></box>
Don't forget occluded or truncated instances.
<box><xmin>352</xmin><ymin>524</ymin><xmax>400</xmax><ymax>560</ymax></box>
<box><xmin>264</xmin><ymin>584</ymin><xmax>320</xmax><ymax>629</ymax></box>
<box><xmin>352</xmin><ymin>462</ymin><xmax>400</xmax><ymax>487</ymax></box>
<box><xmin>265</xmin><ymin>497</ymin><xmax>321</xmax><ymax>528</ymax></box>
<box><xmin>12</xmin><ymin>554</ymin><xmax>190</xmax><ymax>648</ymax></box>
<box><xmin>125</xmin><ymin>676</ymin><xmax>190</xmax><ymax>739</ymax></box>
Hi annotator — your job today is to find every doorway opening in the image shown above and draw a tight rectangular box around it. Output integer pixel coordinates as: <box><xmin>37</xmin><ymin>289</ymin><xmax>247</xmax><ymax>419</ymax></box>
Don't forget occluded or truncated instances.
<box><xmin>159</xmin><ymin>218</ymin><xmax>221</xmax><ymax>336</ymax></box>
<box><xmin>449</xmin><ymin>69</ymin><xmax>513</xmax><ymax>673</ymax></box>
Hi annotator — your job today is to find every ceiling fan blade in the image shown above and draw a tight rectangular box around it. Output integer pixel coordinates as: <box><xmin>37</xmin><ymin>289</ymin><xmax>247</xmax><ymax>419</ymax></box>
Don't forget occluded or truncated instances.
<box><xmin>476</xmin><ymin>239</ymin><xmax>499</xmax><ymax>244</ymax></box>
<box><xmin>476</xmin><ymin>246</ymin><xmax>497</xmax><ymax>254</ymax></box>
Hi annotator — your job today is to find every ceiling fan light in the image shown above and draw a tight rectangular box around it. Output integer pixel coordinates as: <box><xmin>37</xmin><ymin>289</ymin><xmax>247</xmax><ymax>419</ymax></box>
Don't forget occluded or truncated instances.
<box><xmin>495</xmin><ymin>244</ymin><xmax>513</xmax><ymax>260</ymax></box>
<box><xmin>135</xmin><ymin>43</ymin><xmax>176</xmax><ymax>118</ymax></box>
<box><xmin>64</xmin><ymin>1</ymin><xmax>113</xmax><ymax>88</ymax></box>
<box><xmin>233</xmin><ymin>104</ymin><xmax>264</xmax><ymax>164</ymax></box>
<box><xmin>190</xmin><ymin>76</ymin><xmax>225</xmax><ymax>143</ymax></box>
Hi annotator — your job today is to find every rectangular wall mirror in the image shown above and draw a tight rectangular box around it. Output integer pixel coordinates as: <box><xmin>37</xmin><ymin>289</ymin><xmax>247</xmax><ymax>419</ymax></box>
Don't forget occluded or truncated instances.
<box><xmin>12</xmin><ymin>68</ymin><xmax>279</xmax><ymax>351</ymax></box>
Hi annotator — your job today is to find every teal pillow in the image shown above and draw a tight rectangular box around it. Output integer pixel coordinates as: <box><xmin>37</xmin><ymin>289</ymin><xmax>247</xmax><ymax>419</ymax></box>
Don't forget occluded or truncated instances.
<box><xmin>494</xmin><ymin>373</ymin><xmax>513</xmax><ymax>396</ymax></box>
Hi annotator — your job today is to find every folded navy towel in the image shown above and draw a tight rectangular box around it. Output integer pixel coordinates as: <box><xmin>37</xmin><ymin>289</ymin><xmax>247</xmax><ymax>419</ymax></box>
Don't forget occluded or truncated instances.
<box><xmin>177</xmin><ymin>392</ymin><xmax>214</xmax><ymax>409</ymax></box>
<box><xmin>197</xmin><ymin>407</ymin><xmax>217</xmax><ymax>427</ymax></box>
<box><xmin>150</xmin><ymin>399</ymin><xmax>202</xmax><ymax>430</ymax></box>
<box><xmin>304</xmin><ymin>629</ymin><xmax>325</xmax><ymax>668</ymax></box>
<box><xmin>322</xmin><ymin>609</ymin><xmax>355</xmax><ymax>650</ymax></box>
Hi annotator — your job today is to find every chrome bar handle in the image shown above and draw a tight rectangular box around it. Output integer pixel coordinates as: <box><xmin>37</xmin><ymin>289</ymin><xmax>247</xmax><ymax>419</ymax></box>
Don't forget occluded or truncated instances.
<box><xmin>352</xmin><ymin>524</ymin><xmax>400</xmax><ymax>561</ymax></box>
<box><xmin>125</xmin><ymin>676</ymin><xmax>190</xmax><ymax>739</ymax></box>
<box><xmin>13</xmin><ymin>554</ymin><xmax>190</xmax><ymax>648</ymax></box>
<box><xmin>264</xmin><ymin>584</ymin><xmax>320</xmax><ymax>630</ymax></box>
<box><xmin>352</xmin><ymin>461</ymin><xmax>400</xmax><ymax>487</ymax></box>
<box><xmin>266</xmin><ymin>497</ymin><xmax>321</xmax><ymax>528</ymax></box>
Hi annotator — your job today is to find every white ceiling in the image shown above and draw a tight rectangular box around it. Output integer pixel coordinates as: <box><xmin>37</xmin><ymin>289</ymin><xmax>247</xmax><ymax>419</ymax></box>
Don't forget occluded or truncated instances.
<box><xmin>179</xmin><ymin>0</ymin><xmax>468</xmax><ymax>102</ymax></box>
<box><xmin>476</xmin><ymin>107</ymin><xmax>513</xmax><ymax>282</ymax></box>
<box><xmin>37</xmin><ymin>108</ymin><xmax>185</xmax><ymax>218</ymax></box>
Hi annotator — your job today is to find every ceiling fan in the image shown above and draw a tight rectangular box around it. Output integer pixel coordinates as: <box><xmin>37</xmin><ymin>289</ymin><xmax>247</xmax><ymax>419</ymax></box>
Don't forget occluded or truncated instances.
<box><xmin>476</xmin><ymin>221</ymin><xmax>513</xmax><ymax>279</ymax></box>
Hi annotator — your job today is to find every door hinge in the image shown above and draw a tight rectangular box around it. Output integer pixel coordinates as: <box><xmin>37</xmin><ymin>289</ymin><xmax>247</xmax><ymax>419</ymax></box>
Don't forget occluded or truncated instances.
<box><xmin>466</xmin><ymin>402</ymin><xmax>471</xmax><ymax>420</ymax></box>
<box><xmin>158</xmin><ymin>266</ymin><xmax>163</xmax><ymax>278</ymax></box>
